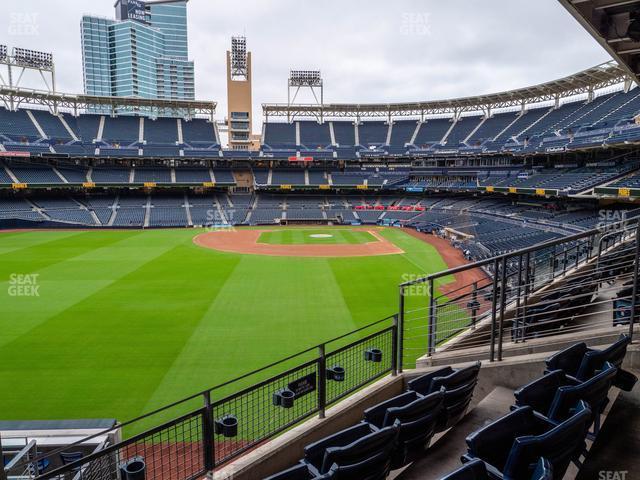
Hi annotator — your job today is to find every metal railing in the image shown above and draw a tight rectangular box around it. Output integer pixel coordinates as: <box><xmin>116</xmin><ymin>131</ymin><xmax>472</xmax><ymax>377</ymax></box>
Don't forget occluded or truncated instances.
<box><xmin>400</xmin><ymin>217</ymin><xmax>639</xmax><ymax>365</ymax></box>
<box><xmin>4</xmin><ymin>317</ymin><xmax>398</xmax><ymax>480</ymax></box>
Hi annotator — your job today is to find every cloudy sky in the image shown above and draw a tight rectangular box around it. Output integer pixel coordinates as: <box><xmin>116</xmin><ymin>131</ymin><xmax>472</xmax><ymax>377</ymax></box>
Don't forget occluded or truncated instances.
<box><xmin>0</xmin><ymin>0</ymin><xmax>611</xmax><ymax>125</ymax></box>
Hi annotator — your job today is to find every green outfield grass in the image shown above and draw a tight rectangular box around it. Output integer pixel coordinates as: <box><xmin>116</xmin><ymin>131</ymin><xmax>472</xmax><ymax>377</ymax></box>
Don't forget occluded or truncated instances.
<box><xmin>258</xmin><ymin>228</ymin><xmax>376</xmax><ymax>245</ymax></box>
<box><xmin>0</xmin><ymin>227</ymin><xmax>452</xmax><ymax>427</ymax></box>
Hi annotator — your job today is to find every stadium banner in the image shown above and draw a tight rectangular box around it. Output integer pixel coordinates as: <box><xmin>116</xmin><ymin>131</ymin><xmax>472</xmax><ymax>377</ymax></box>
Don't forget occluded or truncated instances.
<box><xmin>287</xmin><ymin>373</ymin><xmax>316</xmax><ymax>398</ymax></box>
<box><xmin>405</xmin><ymin>187</ymin><xmax>424</xmax><ymax>193</ymax></box>
<box><xmin>356</xmin><ymin>184</ymin><xmax>368</xmax><ymax>190</ymax></box>
<box><xmin>202</xmin><ymin>181</ymin><xmax>215</xmax><ymax>188</ymax></box>
<box><xmin>0</xmin><ymin>151</ymin><xmax>30</xmax><ymax>158</ymax></box>
<box><xmin>280</xmin><ymin>184</ymin><xmax>292</xmax><ymax>190</ymax></box>
<box><xmin>485</xmin><ymin>186</ymin><xmax>495</xmax><ymax>192</ymax></box>
<box><xmin>618</xmin><ymin>187</ymin><xmax>631</xmax><ymax>197</ymax></box>
<box><xmin>143</xmin><ymin>182</ymin><xmax>157</xmax><ymax>188</ymax></box>
<box><xmin>508</xmin><ymin>187</ymin><xmax>517</xmax><ymax>194</ymax></box>
<box><xmin>535</xmin><ymin>188</ymin><xmax>546</xmax><ymax>196</ymax></box>
<box><xmin>318</xmin><ymin>184</ymin><xmax>331</xmax><ymax>190</ymax></box>
<box><xmin>12</xmin><ymin>183</ymin><xmax>28</xmax><ymax>189</ymax></box>
<box><xmin>83</xmin><ymin>182</ymin><xmax>96</xmax><ymax>188</ymax></box>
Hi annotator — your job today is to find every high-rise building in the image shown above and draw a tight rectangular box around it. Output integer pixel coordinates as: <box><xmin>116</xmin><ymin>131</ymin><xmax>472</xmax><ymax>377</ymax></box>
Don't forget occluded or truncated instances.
<box><xmin>81</xmin><ymin>0</ymin><xmax>194</xmax><ymax>114</ymax></box>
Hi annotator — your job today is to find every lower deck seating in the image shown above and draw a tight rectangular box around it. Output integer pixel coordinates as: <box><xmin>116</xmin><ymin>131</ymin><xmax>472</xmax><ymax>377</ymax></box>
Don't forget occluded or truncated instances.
<box><xmin>264</xmin><ymin>335</ymin><xmax>632</xmax><ymax>480</ymax></box>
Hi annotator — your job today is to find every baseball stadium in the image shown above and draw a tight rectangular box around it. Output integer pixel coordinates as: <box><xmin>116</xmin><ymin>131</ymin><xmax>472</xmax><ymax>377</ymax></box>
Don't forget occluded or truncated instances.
<box><xmin>0</xmin><ymin>1</ymin><xmax>639</xmax><ymax>479</ymax></box>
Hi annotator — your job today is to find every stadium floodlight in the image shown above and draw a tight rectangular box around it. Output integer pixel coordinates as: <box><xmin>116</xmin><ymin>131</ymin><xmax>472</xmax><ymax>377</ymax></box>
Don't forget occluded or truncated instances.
<box><xmin>12</xmin><ymin>47</ymin><xmax>54</xmax><ymax>69</ymax></box>
<box><xmin>0</xmin><ymin>45</ymin><xmax>7</xmax><ymax>62</ymax></box>
<box><xmin>230</xmin><ymin>36</ymin><xmax>248</xmax><ymax>79</ymax></box>
<box><xmin>289</xmin><ymin>70</ymin><xmax>322</xmax><ymax>87</ymax></box>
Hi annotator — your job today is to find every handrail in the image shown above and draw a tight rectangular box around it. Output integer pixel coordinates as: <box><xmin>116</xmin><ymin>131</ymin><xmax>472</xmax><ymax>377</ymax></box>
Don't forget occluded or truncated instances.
<box><xmin>400</xmin><ymin>215</ymin><xmax>640</xmax><ymax>286</ymax></box>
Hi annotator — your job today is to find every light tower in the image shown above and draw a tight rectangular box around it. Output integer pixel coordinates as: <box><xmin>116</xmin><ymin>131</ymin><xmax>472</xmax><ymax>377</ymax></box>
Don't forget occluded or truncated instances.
<box><xmin>287</xmin><ymin>70</ymin><xmax>323</xmax><ymax>122</ymax></box>
<box><xmin>226</xmin><ymin>37</ymin><xmax>258</xmax><ymax>150</ymax></box>
<box><xmin>0</xmin><ymin>46</ymin><xmax>55</xmax><ymax>110</ymax></box>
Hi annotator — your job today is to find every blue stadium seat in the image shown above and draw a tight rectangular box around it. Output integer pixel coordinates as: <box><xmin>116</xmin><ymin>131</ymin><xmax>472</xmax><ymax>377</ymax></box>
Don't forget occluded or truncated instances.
<box><xmin>407</xmin><ymin>362</ymin><xmax>481</xmax><ymax>431</ymax></box>
<box><xmin>514</xmin><ymin>363</ymin><xmax>617</xmax><ymax>434</ymax></box>
<box><xmin>301</xmin><ymin>422</ymin><xmax>398</xmax><ymax>479</ymax></box>
<box><xmin>463</xmin><ymin>401</ymin><xmax>591</xmax><ymax>480</ymax></box>
<box><xmin>363</xmin><ymin>389</ymin><xmax>444</xmax><ymax>467</ymax></box>
<box><xmin>545</xmin><ymin>335</ymin><xmax>638</xmax><ymax>391</ymax></box>
<box><xmin>439</xmin><ymin>458</ymin><xmax>552</xmax><ymax>480</ymax></box>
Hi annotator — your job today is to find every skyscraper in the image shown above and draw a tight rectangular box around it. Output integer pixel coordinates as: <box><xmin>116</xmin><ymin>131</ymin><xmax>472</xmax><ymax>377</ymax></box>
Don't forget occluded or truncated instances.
<box><xmin>81</xmin><ymin>0</ymin><xmax>194</xmax><ymax>114</ymax></box>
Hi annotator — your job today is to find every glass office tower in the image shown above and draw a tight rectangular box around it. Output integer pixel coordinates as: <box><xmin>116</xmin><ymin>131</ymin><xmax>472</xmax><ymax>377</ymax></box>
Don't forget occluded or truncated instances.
<box><xmin>81</xmin><ymin>0</ymin><xmax>194</xmax><ymax>114</ymax></box>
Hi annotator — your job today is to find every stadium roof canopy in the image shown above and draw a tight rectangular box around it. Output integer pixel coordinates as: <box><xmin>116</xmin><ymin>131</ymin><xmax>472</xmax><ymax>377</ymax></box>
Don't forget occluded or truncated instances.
<box><xmin>262</xmin><ymin>61</ymin><xmax>632</xmax><ymax>120</ymax></box>
<box><xmin>0</xmin><ymin>86</ymin><xmax>217</xmax><ymax>119</ymax></box>
<box><xmin>559</xmin><ymin>0</ymin><xmax>640</xmax><ymax>82</ymax></box>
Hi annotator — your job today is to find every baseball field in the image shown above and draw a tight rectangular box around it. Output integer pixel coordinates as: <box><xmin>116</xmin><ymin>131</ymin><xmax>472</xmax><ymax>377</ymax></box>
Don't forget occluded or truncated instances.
<box><xmin>0</xmin><ymin>226</ymin><xmax>461</xmax><ymax>426</ymax></box>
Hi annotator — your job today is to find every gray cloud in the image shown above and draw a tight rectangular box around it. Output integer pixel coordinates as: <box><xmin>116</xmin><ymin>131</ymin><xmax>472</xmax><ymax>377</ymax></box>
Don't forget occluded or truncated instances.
<box><xmin>0</xmin><ymin>0</ymin><xmax>611</xmax><ymax>129</ymax></box>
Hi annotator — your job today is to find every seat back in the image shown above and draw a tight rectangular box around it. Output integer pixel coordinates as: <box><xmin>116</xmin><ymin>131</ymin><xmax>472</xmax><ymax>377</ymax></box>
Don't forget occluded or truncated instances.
<box><xmin>363</xmin><ymin>391</ymin><xmax>420</xmax><ymax>428</ymax></box>
<box><xmin>514</xmin><ymin>370</ymin><xmax>569</xmax><ymax>416</ymax></box>
<box><xmin>548</xmin><ymin>362</ymin><xmax>617</xmax><ymax>422</ymax></box>
<box><xmin>438</xmin><ymin>381</ymin><xmax>477</xmax><ymax>432</ymax></box>
<box><xmin>430</xmin><ymin>362</ymin><xmax>481</xmax><ymax>392</ymax></box>
<box><xmin>383</xmin><ymin>390</ymin><xmax>444</xmax><ymax>467</ymax></box>
<box><xmin>407</xmin><ymin>366</ymin><xmax>454</xmax><ymax>395</ymax></box>
<box><xmin>545</xmin><ymin>342</ymin><xmax>588</xmax><ymax>377</ymax></box>
<box><xmin>576</xmin><ymin>335</ymin><xmax>630</xmax><ymax>381</ymax></box>
<box><xmin>383</xmin><ymin>389</ymin><xmax>444</xmax><ymax>427</ymax></box>
<box><xmin>503</xmin><ymin>401</ymin><xmax>592</xmax><ymax>480</ymax></box>
<box><xmin>321</xmin><ymin>425</ymin><xmax>398</xmax><ymax>474</ymax></box>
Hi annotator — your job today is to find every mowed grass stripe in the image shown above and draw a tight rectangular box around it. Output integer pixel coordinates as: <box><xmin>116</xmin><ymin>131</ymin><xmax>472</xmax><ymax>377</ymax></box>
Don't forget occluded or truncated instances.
<box><xmin>141</xmin><ymin>254</ymin><xmax>357</xmax><ymax>419</ymax></box>
<box><xmin>0</xmin><ymin>240</ymin><xmax>240</xmax><ymax>421</ymax></box>
<box><xmin>0</xmin><ymin>230</ymin><xmax>88</xmax><ymax>256</ymax></box>
<box><xmin>0</xmin><ymin>233</ymin><xmax>179</xmax><ymax>349</ymax></box>
<box><xmin>0</xmin><ymin>231</ymin><xmax>140</xmax><ymax>280</ymax></box>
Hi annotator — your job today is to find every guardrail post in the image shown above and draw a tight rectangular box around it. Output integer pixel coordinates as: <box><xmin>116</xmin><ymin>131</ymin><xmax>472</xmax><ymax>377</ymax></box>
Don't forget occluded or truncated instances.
<box><xmin>497</xmin><ymin>256</ymin><xmax>508</xmax><ymax>361</ymax></box>
<box><xmin>471</xmin><ymin>282</ymin><xmax>478</xmax><ymax>328</ymax></box>
<box><xmin>202</xmin><ymin>391</ymin><xmax>215</xmax><ymax>472</ymax></box>
<box><xmin>514</xmin><ymin>256</ymin><xmax>523</xmax><ymax>344</ymax></box>
<box><xmin>392</xmin><ymin>315</ymin><xmax>399</xmax><ymax>376</ymax></box>
<box><xmin>522</xmin><ymin>252</ymin><xmax>531</xmax><ymax>344</ymax></box>
<box><xmin>489</xmin><ymin>258</ymin><xmax>500</xmax><ymax>362</ymax></box>
<box><xmin>562</xmin><ymin>247</ymin><xmax>568</xmax><ymax>275</ymax></box>
<box><xmin>317</xmin><ymin>344</ymin><xmax>327</xmax><ymax>419</ymax></box>
<box><xmin>0</xmin><ymin>436</ymin><xmax>7</xmax><ymax>480</ymax></box>
<box><xmin>630</xmin><ymin>223</ymin><xmax>640</xmax><ymax>340</ymax></box>
<box><xmin>398</xmin><ymin>287</ymin><xmax>405</xmax><ymax>373</ymax></box>
<box><xmin>427</xmin><ymin>278</ymin><xmax>436</xmax><ymax>356</ymax></box>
